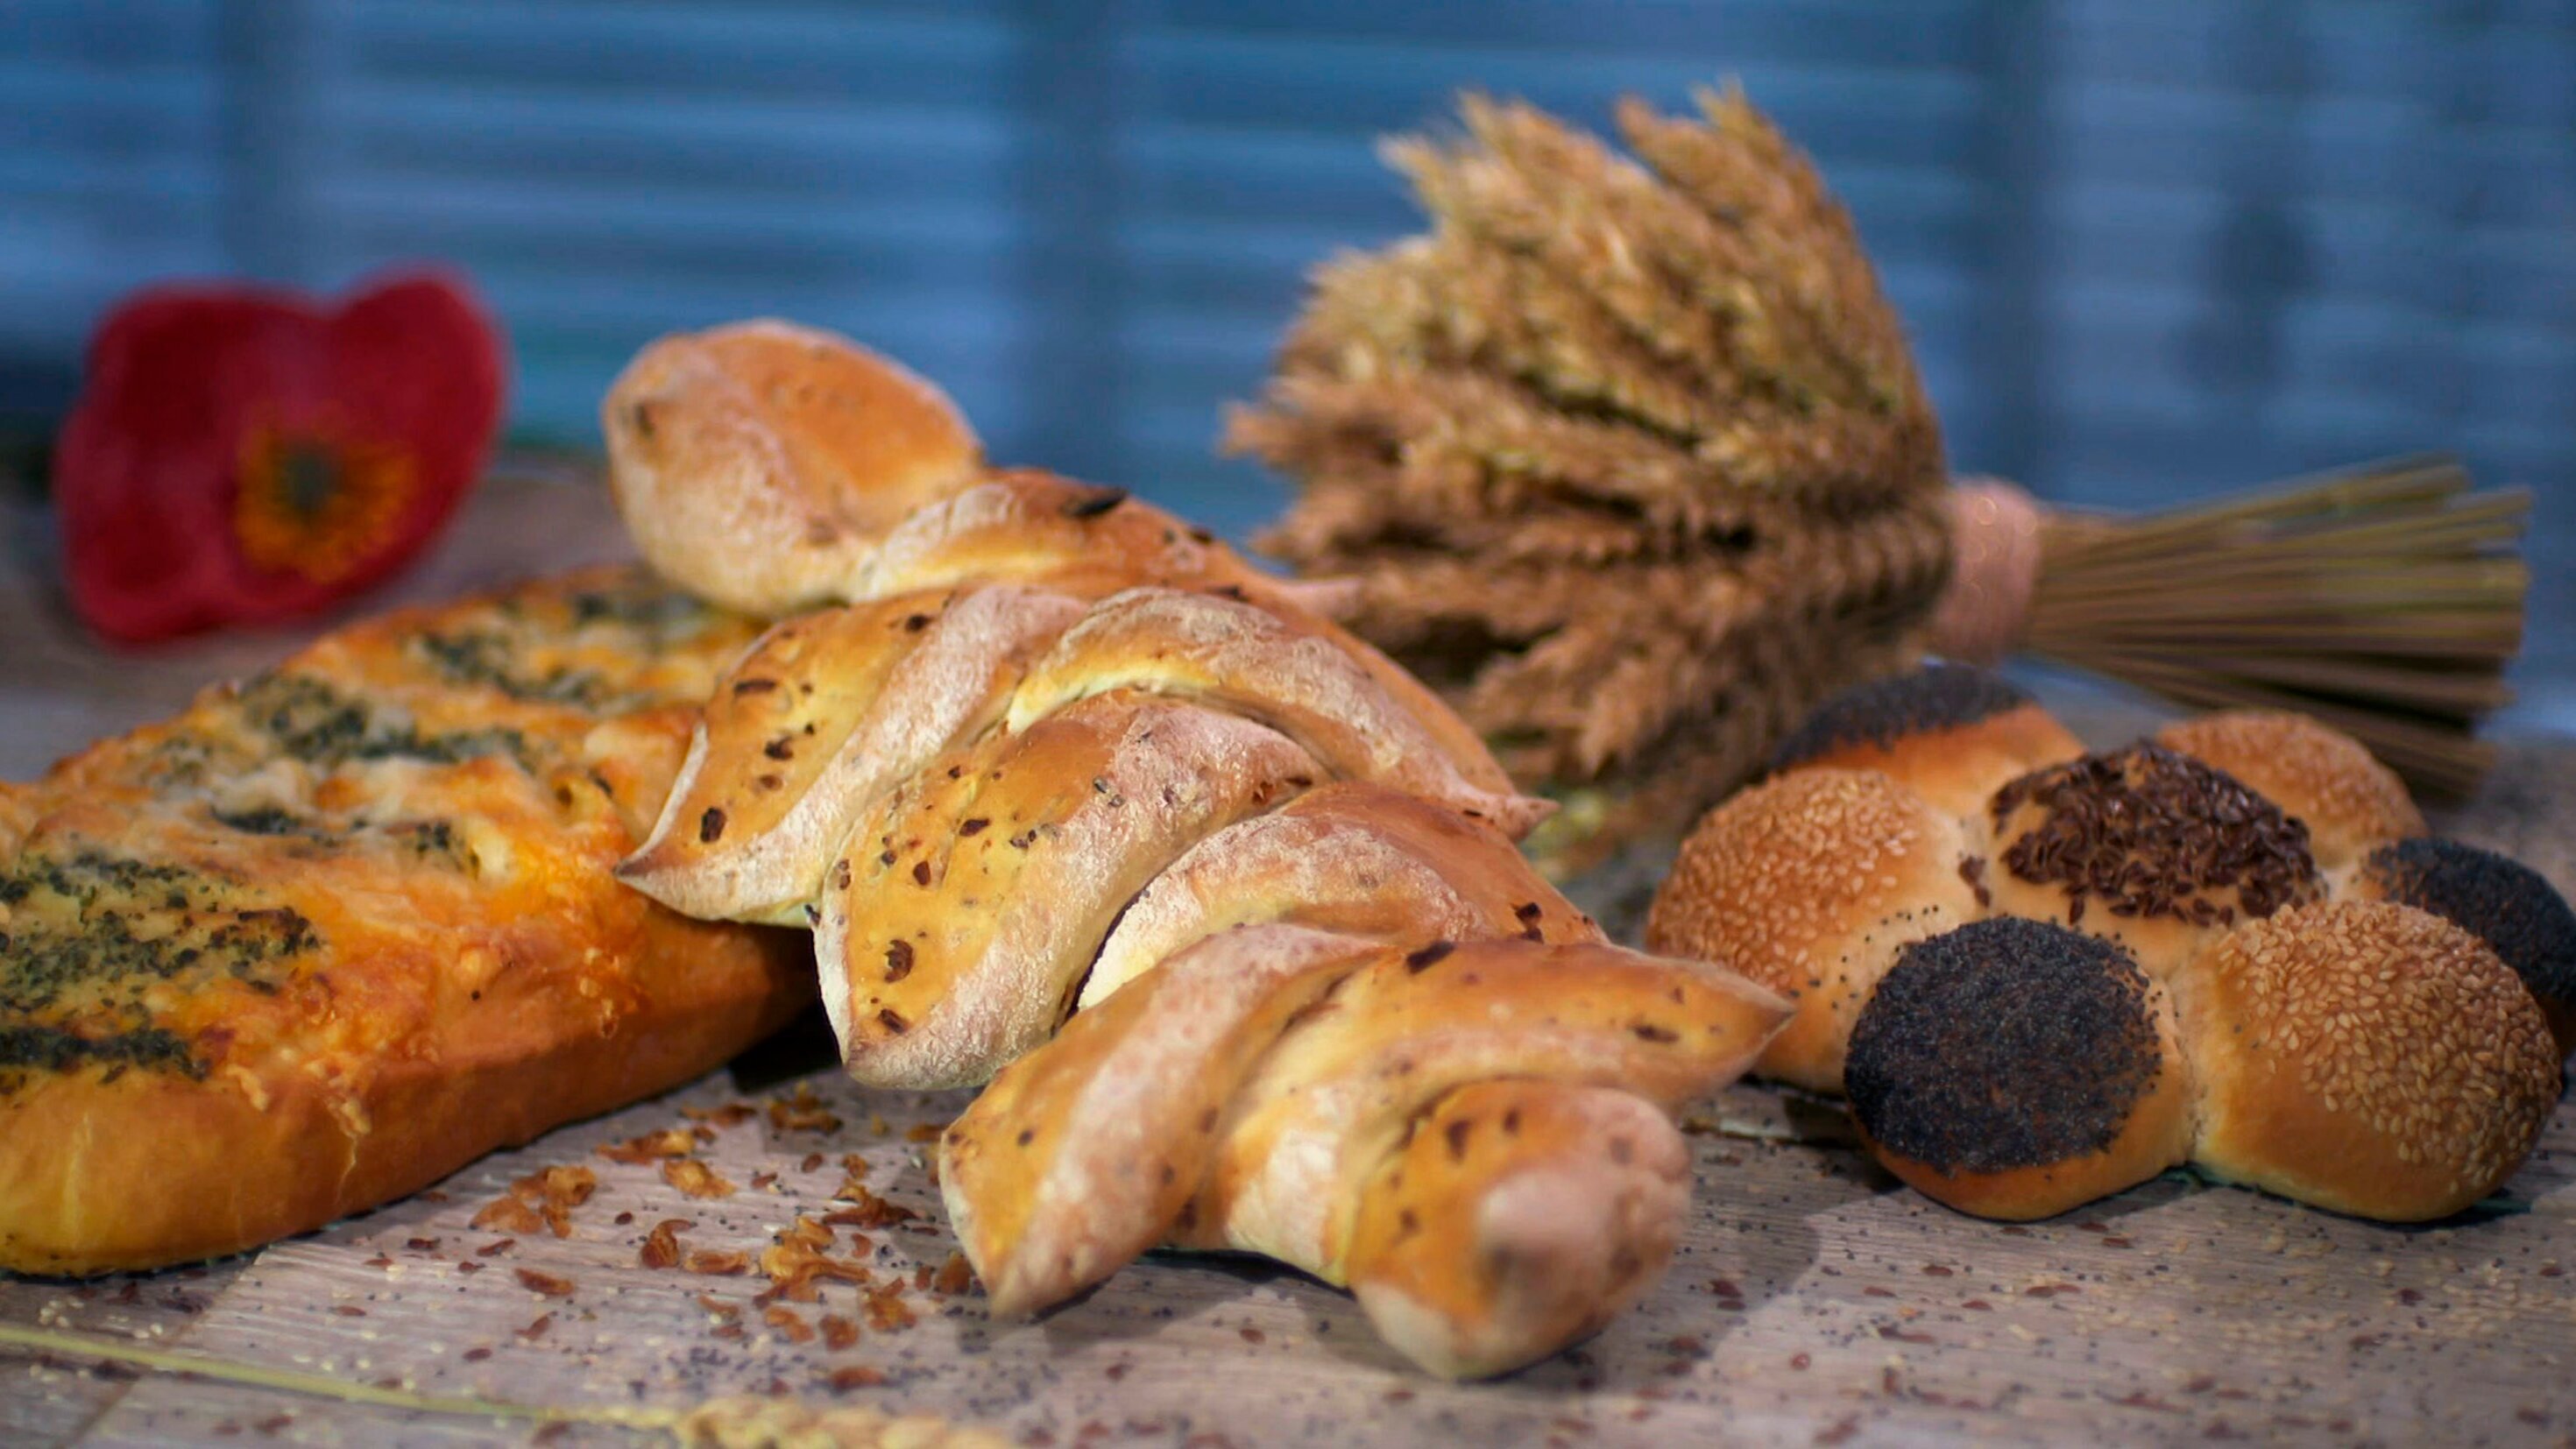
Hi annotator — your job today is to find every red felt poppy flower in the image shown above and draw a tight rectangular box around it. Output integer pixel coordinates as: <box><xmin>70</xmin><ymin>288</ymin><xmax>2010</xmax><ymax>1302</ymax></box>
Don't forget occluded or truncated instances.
<box><xmin>53</xmin><ymin>271</ymin><xmax>506</xmax><ymax>642</ymax></box>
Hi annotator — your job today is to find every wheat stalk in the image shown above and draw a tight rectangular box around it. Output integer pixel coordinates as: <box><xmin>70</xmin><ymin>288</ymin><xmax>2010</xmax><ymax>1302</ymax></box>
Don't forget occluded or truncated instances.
<box><xmin>0</xmin><ymin>1320</ymin><xmax>1008</xmax><ymax>1448</ymax></box>
<box><xmin>2012</xmin><ymin>456</ymin><xmax>2526</xmax><ymax>796</ymax></box>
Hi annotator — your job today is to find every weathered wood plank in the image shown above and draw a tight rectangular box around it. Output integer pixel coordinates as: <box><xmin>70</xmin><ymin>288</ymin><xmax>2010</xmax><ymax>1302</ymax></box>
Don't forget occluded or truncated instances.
<box><xmin>0</xmin><ymin>1264</ymin><xmax>241</xmax><ymax>1445</ymax></box>
<box><xmin>41</xmin><ymin>1056</ymin><xmax>2576</xmax><ymax>1448</ymax></box>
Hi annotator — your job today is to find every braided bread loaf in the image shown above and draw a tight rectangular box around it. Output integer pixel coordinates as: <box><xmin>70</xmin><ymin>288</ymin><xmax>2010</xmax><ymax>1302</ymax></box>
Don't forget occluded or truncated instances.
<box><xmin>1648</xmin><ymin>666</ymin><xmax>2571</xmax><ymax>1223</ymax></box>
<box><xmin>605</xmin><ymin>322</ymin><xmax>1790</xmax><ymax>1378</ymax></box>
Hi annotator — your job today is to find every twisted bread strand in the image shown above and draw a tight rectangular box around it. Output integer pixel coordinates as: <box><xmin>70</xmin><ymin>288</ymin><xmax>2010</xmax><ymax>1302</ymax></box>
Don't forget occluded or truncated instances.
<box><xmin>1650</xmin><ymin>668</ymin><xmax>2569</xmax><ymax>1223</ymax></box>
<box><xmin>605</xmin><ymin>322</ymin><xmax>1791</xmax><ymax>1378</ymax></box>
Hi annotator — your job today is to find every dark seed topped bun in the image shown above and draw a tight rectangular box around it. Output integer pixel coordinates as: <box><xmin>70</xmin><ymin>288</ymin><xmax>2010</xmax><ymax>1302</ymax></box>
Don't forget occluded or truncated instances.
<box><xmin>2359</xmin><ymin>838</ymin><xmax>2576</xmax><ymax>1037</ymax></box>
<box><xmin>1846</xmin><ymin>918</ymin><xmax>2164</xmax><ymax>1176</ymax></box>
<box><xmin>1992</xmin><ymin>745</ymin><xmax>2322</xmax><ymax>928</ymax></box>
<box><xmin>1768</xmin><ymin>664</ymin><xmax>2036</xmax><ymax>774</ymax></box>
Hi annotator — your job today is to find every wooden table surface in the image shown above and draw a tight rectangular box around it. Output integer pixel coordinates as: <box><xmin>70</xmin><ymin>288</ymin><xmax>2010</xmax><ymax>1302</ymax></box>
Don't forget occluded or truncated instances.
<box><xmin>4</xmin><ymin>477</ymin><xmax>2575</xmax><ymax>1448</ymax></box>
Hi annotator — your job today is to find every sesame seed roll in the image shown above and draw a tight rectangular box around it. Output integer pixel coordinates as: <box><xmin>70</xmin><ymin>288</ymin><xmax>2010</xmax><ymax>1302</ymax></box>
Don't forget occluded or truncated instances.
<box><xmin>1646</xmin><ymin>768</ymin><xmax>1981</xmax><ymax>1094</ymax></box>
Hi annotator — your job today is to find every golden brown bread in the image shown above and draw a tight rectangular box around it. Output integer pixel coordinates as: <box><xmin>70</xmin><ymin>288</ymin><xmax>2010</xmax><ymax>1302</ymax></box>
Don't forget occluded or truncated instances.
<box><xmin>1847</xmin><ymin>903</ymin><xmax>2558</xmax><ymax>1224</ymax></box>
<box><xmin>619</xmin><ymin>585</ymin><xmax>1086</xmax><ymax>923</ymax></box>
<box><xmin>610</xmin><ymin>371</ymin><xmax>1490</xmax><ymax>772</ymax></box>
<box><xmin>2177</xmin><ymin>900</ymin><xmax>2557</xmax><ymax>1221</ymax></box>
<box><xmin>839</xmin><ymin>478</ymin><xmax>1512</xmax><ymax>811</ymax></box>
<box><xmin>1084</xmin><ymin>782</ymin><xmax>1596</xmax><ymax>1010</ymax></box>
<box><xmin>1764</xmin><ymin>662</ymin><xmax>2083</xmax><ymax>818</ymax></box>
<box><xmin>2155</xmin><ymin>710</ymin><xmax>2425</xmax><ymax>873</ymax></box>
<box><xmin>1342</xmin><ymin>1081</ymin><xmax>1691</xmax><ymax>1380</ymax></box>
<box><xmin>1170</xmin><ymin>938</ymin><xmax>1787</xmax><ymax>1274</ymax></box>
<box><xmin>0</xmin><ymin>569</ymin><xmax>810</xmax><ymax>1275</ymax></box>
<box><xmin>608</xmin><ymin>322</ymin><xmax>1784</xmax><ymax>1377</ymax></box>
<box><xmin>613</xmin><ymin>470</ymin><xmax>1537</xmax><ymax>929</ymax></box>
<box><xmin>945</xmin><ymin>935</ymin><xmax>1787</xmax><ymax>1378</ymax></box>
<box><xmin>606</xmin><ymin>334</ymin><xmax>1561</xmax><ymax>1096</ymax></box>
<box><xmin>2347</xmin><ymin>836</ymin><xmax>2576</xmax><ymax>1054</ymax></box>
<box><xmin>0</xmin><ymin>913</ymin><xmax>801</xmax><ymax>1275</ymax></box>
<box><xmin>1645</xmin><ymin>767</ymin><xmax>1980</xmax><ymax>1093</ymax></box>
<box><xmin>1843</xmin><ymin>900</ymin><xmax>2559</xmax><ymax>1224</ymax></box>
<box><xmin>817</xmin><ymin>690</ymin><xmax>1318</xmax><ymax>1088</ymax></box>
<box><xmin>1844</xmin><ymin>918</ymin><xmax>2197</xmax><ymax>1222</ymax></box>
<box><xmin>847</xmin><ymin>469</ymin><xmax>1247</xmax><ymax>604</ymax></box>
<box><xmin>1652</xmin><ymin>662</ymin><xmax>2569</xmax><ymax>1223</ymax></box>
<box><xmin>941</xmin><ymin>924</ymin><xmax>1380</xmax><ymax>1318</ymax></box>
<box><xmin>1003</xmin><ymin>585</ymin><xmax>1544</xmax><ymax>836</ymax></box>
<box><xmin>605</xmin><ymin>320</ymin><xmax>984</xmax><ymax>616</ymax></box>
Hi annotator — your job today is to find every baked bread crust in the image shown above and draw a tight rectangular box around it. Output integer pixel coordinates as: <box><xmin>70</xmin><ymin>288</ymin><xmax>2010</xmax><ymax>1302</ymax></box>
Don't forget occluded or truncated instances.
<box><xmin>941</xmin><ymin>924</ymin><xmax>1379</xmax><ymax>1318</ymax></box>
<box><xmin>1174</xmin><ymin>939</ymin><xmax>1786</xmax><ymax>1277</ymax></box>
<box><xmin>619</xmin><ymin>585</ymin><xmax>1088</xmax><ymax>923</ymax></box>
<box><xmin>613</xmin><ymin>375</ymin><xmax>1504</xmax><ymax>818</ymax></box>
<box><xmin>605</xmin><ymin>320</ymin><xmax>982</xmax><ymax>615</ymax></box>
<box><xmin>1645</xmin><ymin>767</ymin><xmax>1980</xmax><ymax>1093</ymax></box>
<box><xmin>1652</xmin><ymin>662</ymin><xmax>2570</xmax><ymax>1223</ymax></box>
<box><xmin>1082</xmin><ymin>782</ymin><xmax>1595</xmax><ymax>1010</ymax></box>
<box><xmin>0</xmin><ymin>569</ymin><xmax>810</xmax><ymax>1275</ymax></box>
<box><xmin>2181</xmin><ymin>900</ymin><xmax>2558</xmax><ymax>1221</ymax></box>
<box><xmin>2156</xmin><ymin>710</ymin><xmax>2425</xmax><ymax>873</ymax></box>
<box><xmin>819</xmin><ymin>691</ymin><xmax>1320</xmax><ymax>1088</ymax></box>
<box><xmin>1766</xmin><ymin>663</ymin><xmax>2083</xmax><ymax>819</ymax></box>
<box><xmin>1344</xmin><ymin>1081</ymin><xmax>1691</xmax><ymax>1381</ymax></box>
<box><xmin>1845</xmin><ymin>919</ymin><xmax>2194</xmax><ymax>1221</ymax></box>
<box><xmin>848</xmin><ymin>470</ymin><xmax>1240</xmax><ymax>603</ymax></box>
<box><xmin>2350</xmin><ymin>837</ymin><xmax>2576</xmax><ymax>1053</ymax></box>
<box><xmin>1007</xmin><ymin>585</ymin><xmax>1542</xmax><ymax>835</ymax></box>
<box><xmin>945</xmin><ymin>934</ymin><xmax>1787</xmax><ymax>1379</ymax></box>
<box><xmin>602</xmin><ymin>322</ymin><xmax>1787</xmax><ymax>1378</ymax></box>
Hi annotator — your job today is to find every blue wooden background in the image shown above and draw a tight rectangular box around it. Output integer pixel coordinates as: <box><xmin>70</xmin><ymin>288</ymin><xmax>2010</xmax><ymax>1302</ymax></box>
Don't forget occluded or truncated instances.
<box><xmin>4</xmin><ymin>1</ymin><xmax>2570</xmax><ymax>717</ymax></box>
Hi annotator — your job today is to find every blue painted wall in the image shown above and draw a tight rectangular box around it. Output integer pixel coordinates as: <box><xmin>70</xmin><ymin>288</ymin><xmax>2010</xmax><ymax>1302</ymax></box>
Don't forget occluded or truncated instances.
<box><xmin>6</xmin><ymin>1</ymin><xmax>2570</xmax><ymax>712</ymax></box>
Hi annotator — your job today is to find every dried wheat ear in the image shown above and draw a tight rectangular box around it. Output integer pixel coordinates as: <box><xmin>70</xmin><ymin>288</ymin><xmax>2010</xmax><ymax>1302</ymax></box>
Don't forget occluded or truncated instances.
<box><xmin>1230</xmin><ymin>89</ymin><xmax>1956</xmax><ymax>870</ymax></box>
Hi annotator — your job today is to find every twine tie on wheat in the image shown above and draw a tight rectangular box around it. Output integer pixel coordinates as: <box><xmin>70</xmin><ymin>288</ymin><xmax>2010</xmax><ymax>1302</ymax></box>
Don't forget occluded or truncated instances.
<box><xmin>1927</xmin><ymin>479</ymin><xmax>2045</xmax><ymax>668</ymax></box>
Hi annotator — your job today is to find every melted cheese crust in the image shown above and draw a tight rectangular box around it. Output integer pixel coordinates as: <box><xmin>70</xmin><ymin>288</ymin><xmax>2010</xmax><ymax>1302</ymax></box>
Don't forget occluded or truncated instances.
<box><xmin>0</xmin><ymin>566</ymin><xmax>768</xmax><ymax>1109</ymax></box>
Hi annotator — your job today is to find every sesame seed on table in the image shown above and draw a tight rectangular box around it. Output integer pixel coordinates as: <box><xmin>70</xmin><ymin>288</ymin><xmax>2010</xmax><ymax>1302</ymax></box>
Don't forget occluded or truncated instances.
<box><xmin>5</xmin><ymin>477</ymin><xmax>2576</xmax><ymax>1446</ymax></box>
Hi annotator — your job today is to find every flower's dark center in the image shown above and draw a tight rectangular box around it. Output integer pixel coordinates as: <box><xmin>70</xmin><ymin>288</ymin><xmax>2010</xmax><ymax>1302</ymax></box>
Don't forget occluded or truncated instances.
<box><xmin>279</xmin><ymin>442</ymin><xmax>338</xmax><ymax>518</ymax></box>
<box><xmin>233</xmin><ymin>421</ymin><xmax>417</xmax><ymax>583</ymax></box>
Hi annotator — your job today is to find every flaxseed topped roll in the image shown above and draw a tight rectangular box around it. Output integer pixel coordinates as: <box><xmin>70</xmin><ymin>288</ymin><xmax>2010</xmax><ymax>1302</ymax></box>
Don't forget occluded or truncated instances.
<box><xmin>2155</xmin><ymin>710</ymin><xmax>2425</xmax><ymax>873</ymax></box>
<box><xmin>1983</xmin><ymin>744</ymin><xmax>2325</xmax><ymax>979</ymax></box>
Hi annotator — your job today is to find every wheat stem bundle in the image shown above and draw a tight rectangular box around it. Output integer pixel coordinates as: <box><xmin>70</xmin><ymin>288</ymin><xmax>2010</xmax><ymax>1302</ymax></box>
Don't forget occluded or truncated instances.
<box><xmin>1954</xmin><ymin>456</ymin><xmax>2526</xmax><ymax>797</ymax></box>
